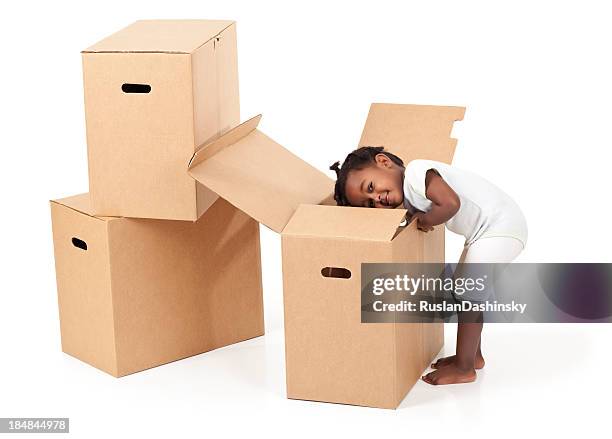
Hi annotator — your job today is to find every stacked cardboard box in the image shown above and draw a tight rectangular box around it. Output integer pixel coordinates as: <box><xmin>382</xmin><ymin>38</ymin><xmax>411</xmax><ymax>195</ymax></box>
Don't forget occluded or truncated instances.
<box><xmin>50</xmin><ymin>20</ymin><xmax>264</xmax><ymax>377</ymax></box>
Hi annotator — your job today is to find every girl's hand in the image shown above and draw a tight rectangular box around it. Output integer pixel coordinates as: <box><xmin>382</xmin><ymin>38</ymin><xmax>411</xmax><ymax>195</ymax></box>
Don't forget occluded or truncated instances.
<box><xmin>411</xmin><ymin>212</ymin><xmax>434</xmax><ymax>232</ymax></box>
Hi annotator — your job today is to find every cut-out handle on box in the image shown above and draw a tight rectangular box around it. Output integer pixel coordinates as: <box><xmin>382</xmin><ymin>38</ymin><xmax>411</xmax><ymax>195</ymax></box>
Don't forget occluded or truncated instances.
<box><xmin>121</xmin><ymin>83</ymin><xmax>151</xmax><ymax>94</ymax></box>
<box><xmin>71</xmin><ymin>237</ymin><xmax>87</xmax><ymax>251</ymax></box>
<box><xmin>321</xmin><ymin>267</ymin><xmax>351</xmax><ymax>279</ymax></box>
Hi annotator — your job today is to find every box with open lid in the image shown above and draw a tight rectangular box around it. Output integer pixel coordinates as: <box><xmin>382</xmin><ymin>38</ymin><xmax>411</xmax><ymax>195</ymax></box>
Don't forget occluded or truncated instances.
<box><xmin>187</xmin><ymin>103</ymin><xmax>465</xmax><ymax>408</ymax></box>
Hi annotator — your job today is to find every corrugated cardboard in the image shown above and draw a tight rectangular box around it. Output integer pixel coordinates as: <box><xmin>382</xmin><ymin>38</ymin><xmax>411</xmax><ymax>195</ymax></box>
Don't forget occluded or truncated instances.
<box><xmin>188</xmin><ymin>114</ymin><xmax>332</xmax><ymax>232</ymax></box>
<box><xmin>83</xmin><ymin>20</ymin><xmax>240</xmax><ymax>220</ymax></box>
<box><xmin>188</xmin><ymin>103</ymin><xmax>465</xmax><ymax>408</ymax></box>
<box><xmin>50</xmin><ymin>193</ymin><xmax>264</xmax><ymax>377</ymax></box>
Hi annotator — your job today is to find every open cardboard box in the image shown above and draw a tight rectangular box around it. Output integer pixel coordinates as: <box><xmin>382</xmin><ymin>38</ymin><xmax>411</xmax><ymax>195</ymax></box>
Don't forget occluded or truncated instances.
<box><xmin>83</xmin><ymin>19</ymin><xmax>239</xmax><ymax>221</ymax></box>
<box><xmin>188</xmin><ymin>103</ymin><xmax>465</xmax><ymax>408</ymax></box>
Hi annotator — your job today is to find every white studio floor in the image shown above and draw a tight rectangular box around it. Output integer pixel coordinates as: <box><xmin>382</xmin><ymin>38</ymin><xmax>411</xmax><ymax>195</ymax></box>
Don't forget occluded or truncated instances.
<box><xmin>1</xmin><ymin>309</ymin><xmax>609</xmax><ymax>438</ymax></box>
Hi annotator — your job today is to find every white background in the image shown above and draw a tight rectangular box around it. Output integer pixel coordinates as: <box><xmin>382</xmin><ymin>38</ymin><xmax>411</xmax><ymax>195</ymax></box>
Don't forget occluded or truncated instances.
<box><xmin>1</xmin><ymin>0</ymin><xmax>610</xmax><ymax>437</ymax></box>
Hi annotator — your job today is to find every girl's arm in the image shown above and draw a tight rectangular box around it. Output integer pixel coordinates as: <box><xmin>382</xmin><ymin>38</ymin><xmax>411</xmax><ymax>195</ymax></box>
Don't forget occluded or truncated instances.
<box><xmin>412</xmin><ymin>169</ymin><xmax>460</xmax><ymax>232</ymax></box>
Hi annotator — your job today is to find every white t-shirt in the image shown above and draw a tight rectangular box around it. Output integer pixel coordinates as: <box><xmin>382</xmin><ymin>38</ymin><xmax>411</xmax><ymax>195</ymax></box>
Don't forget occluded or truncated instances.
<box><xmin>403</xmin><ymin>159</ymin><xmax>528</xmax><ymax>248</ymax></box>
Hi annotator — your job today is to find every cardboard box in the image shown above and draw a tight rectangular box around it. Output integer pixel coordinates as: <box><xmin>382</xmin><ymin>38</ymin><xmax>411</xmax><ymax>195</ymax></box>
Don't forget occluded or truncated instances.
<box><xmin>50</xmin><ymin>194</ymin><xmax>264</xmax><ymax>377</ymax></box>
<box><xmin>82</xmin><ymin>20</ymin><xmax>240</xmax><ymax>220</ymax></box>
<box><xmin>188</xmin><ymin>103</ymin><xmax>465</xmax><ymax>408</ymax></box>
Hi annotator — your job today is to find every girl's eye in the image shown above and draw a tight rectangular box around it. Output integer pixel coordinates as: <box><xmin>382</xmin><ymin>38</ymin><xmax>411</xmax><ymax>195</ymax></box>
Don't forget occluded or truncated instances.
<box><xmin>368</xmin><ymin>182</ymin><xmax>373</xmax><ymax>192</ymax></box>
<box><xmin>369</xmin><ymin>199</ymin><xmax>374</xmax><ymax>208</ymax></box>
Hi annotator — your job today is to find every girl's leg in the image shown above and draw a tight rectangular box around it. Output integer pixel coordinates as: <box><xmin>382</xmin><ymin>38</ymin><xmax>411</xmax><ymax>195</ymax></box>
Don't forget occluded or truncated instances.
<box><xmin>431</xmin><ymin>244</ymin><xmax>486</xmax><ymax>370</ymax></box>
<box><xmin>422</xmin><ymin>237</ymin><xmax>523</xmax><ymax>385</ymax></box>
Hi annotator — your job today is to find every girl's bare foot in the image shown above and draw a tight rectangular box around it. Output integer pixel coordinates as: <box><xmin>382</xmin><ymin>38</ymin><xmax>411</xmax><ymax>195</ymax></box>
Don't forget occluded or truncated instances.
<box><xmin>421</xmin><ymin>364</ymin><xmax>477</xmax><ymax>385</ymax></box>
<box><xmin>431</xmin><ymin>354</ymin><xmax>485</xmax><ymax>370</ymax></box>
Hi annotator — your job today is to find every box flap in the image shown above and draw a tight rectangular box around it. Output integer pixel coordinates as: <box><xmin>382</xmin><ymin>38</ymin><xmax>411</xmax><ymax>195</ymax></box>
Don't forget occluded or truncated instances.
<box><xmin>359</xmin><ymin>103</ymin><xmax>465</xmax><ymax>164</ymax></box>
<box><xmin>51</xmin><ymin>193</ymin><xmax>114</xmax><ymax>221</ymax></box>
<box><xmin>283</xmin><ymin>204</ymin><xmax>408</xmax><ymax>241</ymax></box>
<box><xmin>188</xmin><ymin>115</ymin><xmax>334</xmax><ymax>233</ymax></box>
<box><xmin>82</xmin><ymin>20</ymin><xmax>234</xmax><ymax>54</ymax></box>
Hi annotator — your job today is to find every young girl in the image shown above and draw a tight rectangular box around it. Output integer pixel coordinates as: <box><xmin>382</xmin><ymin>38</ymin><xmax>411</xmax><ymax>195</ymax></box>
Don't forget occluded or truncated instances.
<box><xmin>330</xmin><ymin>146</ymin><xmax>528</xmax><ymax>386</ymax></box>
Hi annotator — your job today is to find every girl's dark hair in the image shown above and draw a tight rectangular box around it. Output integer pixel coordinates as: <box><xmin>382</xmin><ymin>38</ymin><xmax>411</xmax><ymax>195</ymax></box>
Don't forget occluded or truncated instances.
<box><xmin>329</xmin><ymin>146</ymin><xmax>404</xmax><ymax>206</ymax></box>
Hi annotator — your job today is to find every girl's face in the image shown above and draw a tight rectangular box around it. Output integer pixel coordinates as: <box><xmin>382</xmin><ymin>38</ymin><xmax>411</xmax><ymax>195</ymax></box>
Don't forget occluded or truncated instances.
<box><xmin>344</xmin><ymin>154</ymin><xmax>404</xmax><ymax>208</ymax></box>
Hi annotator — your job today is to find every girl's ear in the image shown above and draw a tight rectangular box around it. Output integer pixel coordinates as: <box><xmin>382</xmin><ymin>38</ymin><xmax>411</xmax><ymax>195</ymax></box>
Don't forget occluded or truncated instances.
<box><xmin>374</xmin><ymin>153</ymin><xmax>391</xmax><ymax>168</ymax></box>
